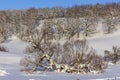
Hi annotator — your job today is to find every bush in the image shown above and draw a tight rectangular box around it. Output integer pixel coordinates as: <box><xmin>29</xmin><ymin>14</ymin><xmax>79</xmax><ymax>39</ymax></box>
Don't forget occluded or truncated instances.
<box><xmin>0</xmin><ymin>45</ymin><xmax>8</xmax><ymax>52</ymax></box>
<box><xmin>104</xmin><ymin>46</ymin><xmax>120</xmax><ymax>64</ymax></box>
<box><xmin>21</xmin><ymin>37</ymin><xmax>106</xmax><ymax>74</ymax></box>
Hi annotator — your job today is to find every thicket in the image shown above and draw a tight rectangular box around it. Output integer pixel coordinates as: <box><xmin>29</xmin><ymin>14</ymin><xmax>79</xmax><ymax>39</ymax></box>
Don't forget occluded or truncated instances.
<box><xmin>20</xmin><ymin>28</ymin><xmax>106</xmax><ymax>74</ymax></box>
<box><xmin>104</xmin><ymin>46</ymin><xmax>120</xmax><ymax>64</ymax></box>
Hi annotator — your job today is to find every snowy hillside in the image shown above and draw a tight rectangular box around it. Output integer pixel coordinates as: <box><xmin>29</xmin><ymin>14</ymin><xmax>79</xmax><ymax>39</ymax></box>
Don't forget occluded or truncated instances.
<box><xmin>1</xmin><ymin>3</ymin><xmax>120</xmax><ymax>80</ymax></box>
<box><xmin>0</xmin><ymin>28</ymin><xmax>120</xmax><ymax>80</ymax></box>
<box><xmin>89</xmin><ymin>28</ymin><xmax>120</xmax><ymax>55</ymax></box>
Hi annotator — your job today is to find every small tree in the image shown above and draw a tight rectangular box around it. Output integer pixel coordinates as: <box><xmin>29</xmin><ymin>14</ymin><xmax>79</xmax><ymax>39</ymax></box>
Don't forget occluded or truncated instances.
<box><xmin>0</xmin><ymin>25</ymin><xmax>8</xmax><ymax>42</ymax></box>
<box><xmin>81</xmin><ymin>18</ymin><xmax>97</xmax><ymax>37</ymax></box>
<box><xmin>103</xmin><ymin>18</ymin><xmax>117</xmax><ymax>34</ymax></box>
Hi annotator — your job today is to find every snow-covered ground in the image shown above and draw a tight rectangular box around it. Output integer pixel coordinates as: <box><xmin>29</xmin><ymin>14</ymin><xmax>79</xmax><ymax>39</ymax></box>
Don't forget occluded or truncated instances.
<box><xmin>89</xmin><ymin>28</ymin><xmax>120</xmax><ymax>55</ymax></box>
<box><xmin>1</xmin><ymin>30</ymin><xmax>120</xmax><ymax>80</ymax></box>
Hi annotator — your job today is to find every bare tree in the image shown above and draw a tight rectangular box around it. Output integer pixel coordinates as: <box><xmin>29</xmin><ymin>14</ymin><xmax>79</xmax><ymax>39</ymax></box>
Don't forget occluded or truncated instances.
<box><xmin>103</xmin><ymin>18</ymin><xmax>117</xmax><ymax>34</ymax></box>
<box><xmin>80</xmin><ymin>18</ymin><xmax>97</xmax><ymax>37</ymax></box>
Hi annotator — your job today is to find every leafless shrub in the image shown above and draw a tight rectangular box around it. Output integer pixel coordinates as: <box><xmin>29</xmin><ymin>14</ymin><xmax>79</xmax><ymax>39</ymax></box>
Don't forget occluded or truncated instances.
<box><xmin>104</xmin><ymin>46</ymin><xmax>120</xmax><ymax>64</ymax></box>
<box><xmin>103</xmin><ymin>18</ymin><xmax>117</xmax><ymax>34</ymax></box>
<box><xmin>0</xmin><ymin>26</ymin><xmax>8</xmax><ymax>42</ymax></box>
<box><xmin>71</xmin><ymin>48</ymin><xmax>105</xmax><ymax>73</ymax></box>
<box><xmin>21</xmin><ymin>34</ymin><xmax>106</xmax><ymax>74</ymax></box>
<box><xmin>0</xmin><ymin>45</ymin><xmax>8</xmax><ymax>52</ymax></box>
<box><xmin>20</xmin><ymin>27</ymin><xmax>57</xmax><ymax>72</ymax></box>
<box><xmin>55</xmin><ymin>40</ymin><xmax>106</xmax><ymax>73</ymax></box>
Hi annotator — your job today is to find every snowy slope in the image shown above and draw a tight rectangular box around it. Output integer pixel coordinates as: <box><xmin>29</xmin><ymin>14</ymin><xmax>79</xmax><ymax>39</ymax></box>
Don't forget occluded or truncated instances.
<box><xmin>1</xmin><ymin>30</ymin><xmax>120</xmax><ymax>80</ymax></box>
<box><xmin>89</xmin><ymin>28</ymin><xmax>120</xmax><ymax>55</ymax></box>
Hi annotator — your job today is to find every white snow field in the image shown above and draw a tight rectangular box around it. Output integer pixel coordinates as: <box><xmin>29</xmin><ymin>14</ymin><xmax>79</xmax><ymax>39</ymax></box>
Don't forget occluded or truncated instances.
<box><xmin>1</xmin><ymin>30</ymin><xmax>120</xmax><ymax>80</ymax></box>
<box><xmin>89</xmin><ymin>29</ymin><xmax>120</xmax><ymax>56</ymax></box>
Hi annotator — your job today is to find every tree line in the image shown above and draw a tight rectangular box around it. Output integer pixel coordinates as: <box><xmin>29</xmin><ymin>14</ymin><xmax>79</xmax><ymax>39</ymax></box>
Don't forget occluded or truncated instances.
<box><xmin>0</xmin><ymin>3</ymin><xmax>120</xmax><ymax>42</ymax></box>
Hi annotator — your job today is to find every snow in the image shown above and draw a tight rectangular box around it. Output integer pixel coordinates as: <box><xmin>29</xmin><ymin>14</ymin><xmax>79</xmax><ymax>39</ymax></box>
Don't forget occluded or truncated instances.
<box><xmin>1</xmin><ymin>28</ymin><xmax>120</xmax><ymax>80</ymax></box>
<box><xmin>90</xmin><ymin>76</ymin><xmax>120</xmax><ymax>80</ymax></box>
<box><xmin>0</xmin><ymin>70</ymin><xmax>9</xmax><ymax>76</ymax></box>
<box><xmin>89</xmin><ymin>28</ymin><xmax>120</xmax><ymax>55</ymax></box>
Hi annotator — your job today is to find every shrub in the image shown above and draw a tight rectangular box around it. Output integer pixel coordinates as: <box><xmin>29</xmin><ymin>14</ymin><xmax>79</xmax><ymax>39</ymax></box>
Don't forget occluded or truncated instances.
<box><xmin>0</xmin><ymin>45</ymin><xmax>8</xmax><ymax>52</ymax></box>
<box><xmin>21</xmin><ymin>37</ymin><xmax>106</xmax><ymax>74</ymax></box>
<box><xmin>104</xmin><ymin>46</ymin><xmax>120</xmax><ymax>64</ymax></box>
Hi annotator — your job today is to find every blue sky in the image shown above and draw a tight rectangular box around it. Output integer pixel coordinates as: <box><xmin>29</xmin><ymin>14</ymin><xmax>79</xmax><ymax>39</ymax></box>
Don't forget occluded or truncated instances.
<box><xmin>0</xmin><ymin>0</ymin><xmax>119</xmax><ymax>10</ymax></box>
